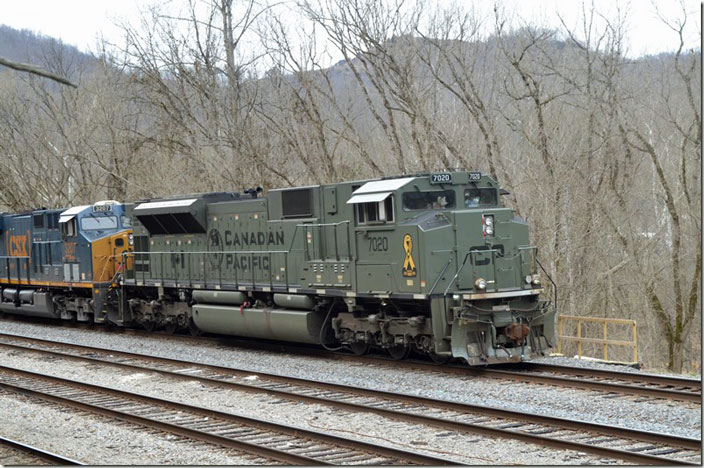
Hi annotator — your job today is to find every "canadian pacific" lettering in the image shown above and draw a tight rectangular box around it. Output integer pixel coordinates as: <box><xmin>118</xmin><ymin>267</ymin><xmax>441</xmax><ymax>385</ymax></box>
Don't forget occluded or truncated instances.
<box><xmin>223</xmin><ymin>230</ymin><xmax>284</xmax><ymax>247</ymax></box>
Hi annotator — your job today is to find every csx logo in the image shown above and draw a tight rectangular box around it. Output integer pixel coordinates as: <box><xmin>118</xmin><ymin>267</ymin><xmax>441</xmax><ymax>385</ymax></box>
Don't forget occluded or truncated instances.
<box><xmin>64</xmin><ymin>242</ymin><xmax>77</xmax><ymax>261</ymax></box>
<box><xmin>8</xmin><ymin>235</ymin><xmax>28</xmax><ymax>257</ymax></box>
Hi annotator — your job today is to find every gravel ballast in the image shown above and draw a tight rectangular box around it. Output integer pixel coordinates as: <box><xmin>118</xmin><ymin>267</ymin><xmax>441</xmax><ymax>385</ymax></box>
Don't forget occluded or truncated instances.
<box><xmin>0</xmin><ymin>318</ymin><xmax>700</xmax><ymax>464</ymax></box>
<box><xmin>0</xmin><ymin>390</ymin><xmax>262</xmax><ymax>465</ymax></box>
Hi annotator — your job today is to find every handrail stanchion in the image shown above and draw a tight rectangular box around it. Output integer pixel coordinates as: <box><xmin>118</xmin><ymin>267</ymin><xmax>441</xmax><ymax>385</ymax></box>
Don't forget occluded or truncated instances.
<box><xmin>250</xmin><ymin>252</ymin><xmax>255</xmax><ymax>289</ymax></box>
<box><xmin>234</xmin><ymin>252</ymin><xmax>238</xmax><ymax>289</ymax></box>
<box><xmin>187</xmin><ymin>250</ymin><xmax>192</xmax><ymax>288</ymax></box>
<box><xmin>334</xmin><ymin>224</ymin><xmax>339</xmax><ymax>261</ymax></box>
<box><xmin>304</xmin><ymin>225</ymin><xmax>309</xmax><ymax>262</ymax></box>
<box><xmin>491</xmin><ymin>250</ymin><xmax>497</xmax><ymax>291</ymax></box>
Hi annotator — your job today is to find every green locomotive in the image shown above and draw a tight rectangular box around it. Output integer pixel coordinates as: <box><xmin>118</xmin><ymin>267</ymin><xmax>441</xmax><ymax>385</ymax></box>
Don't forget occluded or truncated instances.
<box><xmin>118</xmin><ymin>171</ymin><xmax>555</xmax><ymax>365</ymax></box>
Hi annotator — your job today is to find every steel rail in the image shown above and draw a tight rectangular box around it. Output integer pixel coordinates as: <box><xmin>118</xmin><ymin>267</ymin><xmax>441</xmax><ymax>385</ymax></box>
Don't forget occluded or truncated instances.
<box><xmin>515</xmin><ymin>362</ymin><xmax>703</xmax><ymax>390</ymax></box>
<box><xmin>0</xmin><ymin>316</ymin><xmax>699</xmax><ymax>402</ymax></box>
<box><xmin>289</xmin><ymin>346</ymin><xmax>702</xmax><ymax>403</ymax></box>
<box><xmin>460</xmin><ymin>366</ymin><xmax>702</xmax><ymax>403</ymax></box>
<box><xmin>0</xmin><ymin>364</ymin><xmax>458</xmax><ymax>466</ymax></box>
<box><xmin>0</xmin><ymin>435</ymin><xmax>84</xmax><ymax>465</ymax></box>
<box><xmin>0</xmin><ymin>334</ymin><xmax>699</xmax><ymax>465</ymax></box>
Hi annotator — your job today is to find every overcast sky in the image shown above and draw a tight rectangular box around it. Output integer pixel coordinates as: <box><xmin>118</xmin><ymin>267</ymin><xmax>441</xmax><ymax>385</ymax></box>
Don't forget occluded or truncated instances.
<box><xmin>1</xmin><ymin>0</ymin><xmax>700</xmax><ymax>58</ymax></box>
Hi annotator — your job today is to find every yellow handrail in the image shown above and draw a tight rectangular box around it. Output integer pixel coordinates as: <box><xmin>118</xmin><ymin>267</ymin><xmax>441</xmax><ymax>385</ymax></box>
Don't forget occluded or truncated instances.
<box><xmin>557</xmin><ymin>315</ymin><xmax>638</xmax><ymax>364</ymax></box>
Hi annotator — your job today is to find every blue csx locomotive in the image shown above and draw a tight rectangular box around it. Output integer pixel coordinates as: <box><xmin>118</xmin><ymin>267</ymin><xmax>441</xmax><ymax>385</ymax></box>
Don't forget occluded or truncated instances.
<box><xmin>0</xmin><ymin>172</ymin><xmax>556</xmax><ymax>365</ymax></box>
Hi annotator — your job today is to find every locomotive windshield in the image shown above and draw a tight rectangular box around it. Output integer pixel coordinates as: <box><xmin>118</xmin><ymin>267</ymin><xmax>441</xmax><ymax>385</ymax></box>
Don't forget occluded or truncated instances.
<box><xmin>81</xmin><ymin>215</ymin><xmax>118</xmax><ymax>231</ymax></box>
<box><xmin>402</xmin><ymin>190</ymin><xmax>456</xmax><ymax>211</ymax></box>
<box><xmin>464</xmin><ymin>188</ymin><xmax>497</xmax><ymax>208</ymax></box>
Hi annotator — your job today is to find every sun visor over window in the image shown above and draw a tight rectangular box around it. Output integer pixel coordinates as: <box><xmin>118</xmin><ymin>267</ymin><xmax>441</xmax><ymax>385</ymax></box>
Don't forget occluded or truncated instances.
<box><xmin>346</xmin><ymin>177</ymin><xmax>415</xmax><ymax>205</ymax></box>
<box><xmin>347</xmin><ymin>192</ymin><xmax>392</xmax><ymax>204</ymax></box>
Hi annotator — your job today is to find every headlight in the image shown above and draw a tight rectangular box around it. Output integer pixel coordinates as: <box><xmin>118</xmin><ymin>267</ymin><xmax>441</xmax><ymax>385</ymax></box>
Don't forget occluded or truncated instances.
<box><xmin>474</xmin><ymin>278</ymin><xmax>487</xmax><ymax>290</ymax></box>
<box><xmin>531</xmin><ymin>274</ymin><xmax>541</xmax><ymax>286</ymax></box>
<box><xmin>128</xmin><ymin>234</ymin><xmax>134</xmax><ymax>246</ymax></box>
<box><xmin>525</xmin><ymin>275</ymin><xmax>532</xmax><ymax>284</ymax></box>
<box><xmin>483</xmin><ymin>215</ymin><xmax>494</xmax><ymax>236</ymax></box>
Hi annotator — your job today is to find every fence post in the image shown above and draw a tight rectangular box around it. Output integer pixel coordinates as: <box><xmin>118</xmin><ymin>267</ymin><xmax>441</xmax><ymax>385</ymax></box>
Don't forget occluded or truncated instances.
<box><xmin>577</xmin><ymin>320</ymin><xmax>582</xmax><ymax>358</ymax></box>
<box><xmin>603</xmin><ymin>321</ymin><xmax>608</xmax><ymax>361</ymax></box>
<box><xmin>633</xmin><ymin>321</ymin><xmax>638</xmax><ymax>363</ymax></box>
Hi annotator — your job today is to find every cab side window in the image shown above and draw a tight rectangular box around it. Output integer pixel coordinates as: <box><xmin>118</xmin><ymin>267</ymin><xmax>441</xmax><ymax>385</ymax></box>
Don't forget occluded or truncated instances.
<box><xmin>61</xmin><ymin>219</ymin><xmax>77</xmax><ymax>237</ymax></box>
<box><xmin>464</xmin><ymin>188</ymin><xmax>497</xmax><ymax>208</ymax></box>
<box><xmin>357</xmin><ymin>197</ymin><xmax>394</xmax><ymax>224</ymax></box>
<box><xmin>402</xmin><ymin>190</ymin><xmax>456</xmax><ymax>211</ymax></box>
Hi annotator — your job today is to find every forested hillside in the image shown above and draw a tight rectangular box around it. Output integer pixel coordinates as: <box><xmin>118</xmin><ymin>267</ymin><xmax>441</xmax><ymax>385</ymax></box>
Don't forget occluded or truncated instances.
<box><xmin>0</xmin><ymin>0</ymin><xmax>699</xmax><ymax>372</ymax></box>
<box><xmin>0</xmin><ymin>25</ymin><xmax>94</xmax><ymax>73</ymax></box>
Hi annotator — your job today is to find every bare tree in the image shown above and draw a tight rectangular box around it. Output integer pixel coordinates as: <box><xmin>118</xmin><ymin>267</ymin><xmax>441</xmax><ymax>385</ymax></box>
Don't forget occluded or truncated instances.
<box><xmin>0</xmin><ymin>56</ymin><xmax>78</xmax><ymax>87</ymax></box>
<box><xmin>416</xmin><ymin>5</ymin><xmax>514</xmax><ymax>189</ymax></box>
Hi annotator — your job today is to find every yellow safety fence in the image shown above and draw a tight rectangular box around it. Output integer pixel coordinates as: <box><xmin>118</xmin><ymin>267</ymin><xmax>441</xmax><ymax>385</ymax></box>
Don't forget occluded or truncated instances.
<box><xmin>557</xmin><ymin>315</ymin><xmax>638</xmax><ymax>364</ymax></box>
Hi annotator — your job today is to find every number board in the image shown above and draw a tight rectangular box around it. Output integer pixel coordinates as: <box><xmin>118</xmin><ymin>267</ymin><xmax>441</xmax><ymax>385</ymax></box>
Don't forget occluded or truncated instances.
<box><xmin>430</xmin><ymin>173</ymin><xmax>452</xmax><ymax>184</ymax></box>
<box><xmin>468</xmin><ymin>171</ymin><xmax>481</xmax><ymax>181</ymax></box>
<box><xmin>92</xmin><ymin>204</ymin><xmax>112</xmax><ymax>212</ymax></box>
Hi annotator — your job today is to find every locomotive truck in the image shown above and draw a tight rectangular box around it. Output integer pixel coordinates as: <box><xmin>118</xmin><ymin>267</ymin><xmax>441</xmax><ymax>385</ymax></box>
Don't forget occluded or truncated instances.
<box><xmin>0</xmin><ymin>171</ymin><xmax>556</xmax><ymax>365</ymax></box>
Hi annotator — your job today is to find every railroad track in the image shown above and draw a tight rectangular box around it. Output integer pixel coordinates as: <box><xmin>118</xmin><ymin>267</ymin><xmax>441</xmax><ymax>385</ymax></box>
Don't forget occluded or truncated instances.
<box><xmin>286</xmin><ymin>348</ymin><xmax>703</xmax><ymax>404</ymax></box>
<box><xmin>2</xmin><ymin>315</ymin><xmax>701</xmax><ymax>404</ymax></box>
<box><xmin>0</xmin><ymin>332</ymin><xmax>700</xmax><ymax>465</ymax></box>
<box><xmin>509</xmin><ymin>362</ymin><xmax>702</xmax><ymax>402</ymax></box>
<box><xmin>0</xmin><ymin>435</ymin><xmax>83</xmax><ymax>465</ymax></box>
<box><xmin>0</xmin><ymin>363</ymin><xmax>459</xmax><ymax>466</ymax></box>
<box><xmin>216</xmin><ymin>339</ymin><xmax>703</xmax><ymax>404</ymax></box>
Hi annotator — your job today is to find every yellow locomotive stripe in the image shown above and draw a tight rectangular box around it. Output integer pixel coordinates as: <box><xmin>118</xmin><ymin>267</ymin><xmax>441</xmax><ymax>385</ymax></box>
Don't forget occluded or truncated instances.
<box><xmin>0</xmin><ymin>279</ymin><xmax>93</xmax><ymax>288</ymax></box>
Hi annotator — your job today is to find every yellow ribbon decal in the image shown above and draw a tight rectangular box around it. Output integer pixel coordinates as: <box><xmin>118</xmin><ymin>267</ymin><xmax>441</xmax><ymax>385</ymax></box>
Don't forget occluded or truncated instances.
<box><xmin>402</xmin><ymin>234</ymin><xmax>417</xmax><ymax>277</ymax></box>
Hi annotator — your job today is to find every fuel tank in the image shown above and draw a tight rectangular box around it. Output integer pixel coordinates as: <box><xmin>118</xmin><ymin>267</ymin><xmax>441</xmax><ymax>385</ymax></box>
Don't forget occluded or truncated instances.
<box><xmin>191</xmin><ymin>303</ymin><xmax>324</xmax><ymax>344</ymax></box>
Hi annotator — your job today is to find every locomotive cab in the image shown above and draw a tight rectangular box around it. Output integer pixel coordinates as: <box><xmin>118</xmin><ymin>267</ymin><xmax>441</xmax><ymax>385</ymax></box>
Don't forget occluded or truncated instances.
<box><xmin>343</xmin><ymin>171</ymin><xmax>555</xmax><ymax>364</ymax></box>
<box><xmin>59</xmin><ymin>201</ymin><xmax>133</xmax><ymax>283</ymax></box>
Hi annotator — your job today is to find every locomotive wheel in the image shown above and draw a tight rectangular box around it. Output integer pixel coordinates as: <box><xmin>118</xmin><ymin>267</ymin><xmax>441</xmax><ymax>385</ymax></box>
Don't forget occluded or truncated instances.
<box><xmin>387</xmin><ymin>344</ymin><xmax>411</xmax><ymax>360</ymax></box>
<box><xmin>348</xmin><ymin>341</ymin><xmax>370</xmax><ymax>356</ymax></box>
<box><xmin>142</xmin><ymin>320</ymin><xmax>156</xmax><ymax>332</ymax></box>
<box><xmin>429</xmin><ymin>353</ymin><xmax>450</xmax><ymax>364</ymax></box>
<box><xmin>163</xmin><ymin>322</ymin><xmax>177</xmax><ymax>334</ymax></box>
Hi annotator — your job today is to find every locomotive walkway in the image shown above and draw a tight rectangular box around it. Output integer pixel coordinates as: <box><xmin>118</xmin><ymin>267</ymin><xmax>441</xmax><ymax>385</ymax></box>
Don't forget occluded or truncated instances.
<box><xmin>0</xmin><ymin>331</ymin><xmax>699</xmax><ymax>465</ymax></box>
